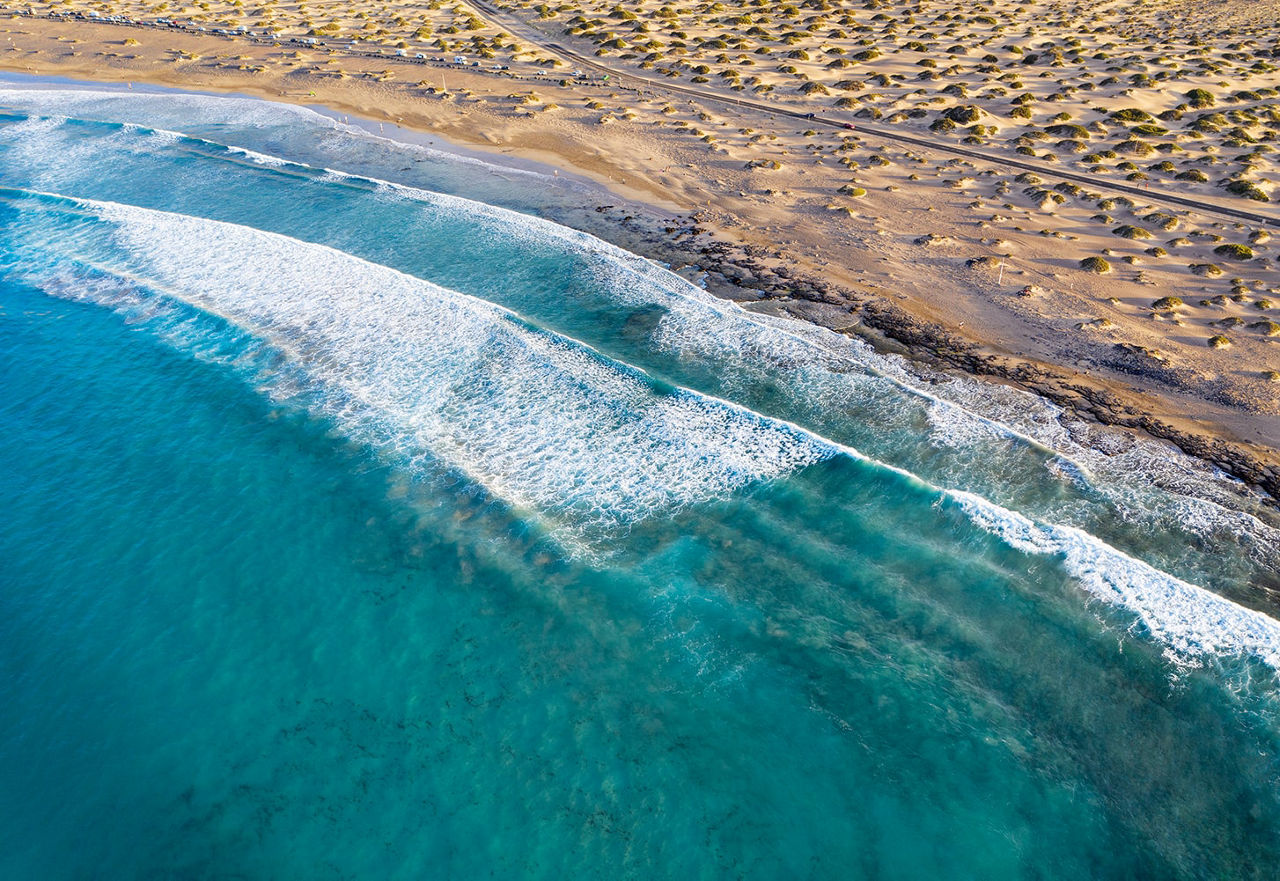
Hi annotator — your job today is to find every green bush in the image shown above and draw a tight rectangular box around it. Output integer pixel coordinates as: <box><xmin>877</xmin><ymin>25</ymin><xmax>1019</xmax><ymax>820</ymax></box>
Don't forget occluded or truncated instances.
<box><xmin>1224</xmin><ymin>180</ymin><xmax>1269</xmax><ymax>202</ymax></box>
<box><xmin>1110</xmin><ymin>108</ymin><xmax>1155</xmax><ymax>123</ymax></box>
<box><xmin>1079</xmin><ymin>256</ymin><xmax>1111</xmax><ymax>273</ymax></box>
<box><xmin>944</xmin><ymin>105</ymin><xmax>981</xmax><ymax>124</ymax></box>
<box><xmin>1116</xmin><ymin>140</ymin><xmax>1155</xmax><ymax>156</ymax></box>
<box><xmin>1113</xmin><ymin>225</ymin><xmax>1153</xmax><ymax>239</ymax></box>
<box><xmin>1214</xmin><ymin>243</ymin><xmax>1254</xmax><ymax>260</ymax></box>
<box><xmin>1047</xmin><ymin>123</ymin><xmax>1089</xmax><ymax>139</ymax></box>
<box><xmin>1185</xmin><ymin>88</ymin><xmax>1215</xmax><ymax>108</ymax></box>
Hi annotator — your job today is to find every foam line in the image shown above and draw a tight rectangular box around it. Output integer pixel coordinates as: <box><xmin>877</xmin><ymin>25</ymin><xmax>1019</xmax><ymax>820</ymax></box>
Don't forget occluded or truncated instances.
<box><xmin>951</xmin><ymin>490</ymin><xmax>1280</xmax><ymax>670</ymax></box>
<box><xmin>0</xmin><ymin>88</ymin><xmax>550</xmax><ymax>178</ymax></box>
<box><xmin>7</xmin><ymin>185</ymin><xmax>1280</xmax><ymax>673</ymax></box>
<box><xmin>9</xmin><ymin>189</ymin><xmax>833</xmax><ymax>535</ymax></box>
<box><xmin>3</xmin><ymin>88</ymin><xmax>1274</xmax><ymax>552</ymax></box>
<box><xmin>0</xmin><ymin>93</ymin><xmax>1095</xmax><ymax>473</ymax></box>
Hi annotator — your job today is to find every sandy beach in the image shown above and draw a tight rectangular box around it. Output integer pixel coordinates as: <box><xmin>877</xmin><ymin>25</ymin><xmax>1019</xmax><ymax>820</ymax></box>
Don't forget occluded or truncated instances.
<box><xmin>2</xmin><ymin>4</ymin><xmax>1278</xmax><ymax>498</ymax></box>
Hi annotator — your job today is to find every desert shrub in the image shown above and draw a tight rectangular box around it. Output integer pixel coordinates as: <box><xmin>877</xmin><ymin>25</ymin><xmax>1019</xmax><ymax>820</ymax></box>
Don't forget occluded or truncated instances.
<box><xmin>1185</xmin><ymin>88</ymin><xmax>1215</xmax><ymax>108</ymax></box>
<box><xmin>1113</xmin><ymin>225</ymin><xmax>1153</xmax><ymax>239</ymax></box>
<box><xmin>1116</xmin><ymin>140</ymin><xmax>1155</xmax><ymax>156</ymax></box>
<box><xmin>1110</xmin><ymin>108</ymin><xmax>1154</xmax><ymax>122</ymax></box>
<box><xmin>1152</xmin><ymin>296</ymin><xmax>1184</xmax><ymax>309</ymax></box>
<box><xmin>1079</xmin><ymin>256</ymin><xmax>1111</xmax><ymax>273</ymax></box>
<box><xmin>1176</xmin><ymin>169</ymin><xmax>1210</xmax><ymax>182</ymax></box>
<box><xmin>944</xmin><ymin>105</ymin><xmax>981</xmax><ymax>124</ymax></box>
<box><xmin>1207</xmin><ymin>335</ymin><xmax>1231</xmax><ymax>348</ymax></box>
<box><xmin>1224</xmin><ymin>180</ymin><xmax>1269</xmax><ymax>202</ymax></box>
<box><xmin>1047</xmin><ymin>123</ymin><xmax>1089</xmax><ymax>139</ymax></box>
<box><xmin>1214</xmin><ymin>243</ymin><xmax>1254</xmax><ymax>260</ymax></box>
<box><xmin>1142</xmin><ymin>212</ymin><xmax>1179</xmax><ymax>230</ymax></box>
<box><xmin>1190</xmin><ymin>263</ymin><xmax>1224</xmax><ymax>276</ymax></box>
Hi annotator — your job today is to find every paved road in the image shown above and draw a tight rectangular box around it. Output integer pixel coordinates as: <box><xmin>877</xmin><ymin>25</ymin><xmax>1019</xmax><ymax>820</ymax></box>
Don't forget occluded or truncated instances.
<box><xmin>469</xmin><ymin>0</ymin><xmax>1280</xmax><ymax>230</ymax></box>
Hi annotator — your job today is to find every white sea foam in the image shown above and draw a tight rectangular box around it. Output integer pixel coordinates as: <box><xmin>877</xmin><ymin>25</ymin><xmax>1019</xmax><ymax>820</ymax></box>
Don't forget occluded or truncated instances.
<box><xmin>225</xmin><ymin>144</ymin><xmax>293</xmax><ymax>168</ymax></box>
<box><xmin>10</xmin><ymin>185</ymin><xmax>1280</xmax><ymax>672</ymax></box>
<box><xmin>0</xmin><ymin>87</ymin><xmax>1269</xmax><ymax>557</ymax></box>
<box><xmin>3</xmin><ymin>88</ymin><xmax>1261</xmax><ymax>557</ymax></box>
<box><xmin>923</xmin><ymin>370</ymin><xmax>1280</xmax><ymax>572</ymax></box>
<box><xmin>66</xmin><ymin>198</ymin><xmax>834</xmax><ymax>535</ymax></box>
<box><xmin>952</xmin><ymin>490</ymin><xmax>1280</xmax><ymax>670</ymax></box>
<box><xmin>927</xmin><ymin>399</ymin><xmax>1006</xmax><ymax>450</ymax></box>
<box><xmin>0</xmin><ymin>87</ymin><xmax>340</xmax><ymax>132</ymax></box>
<box><xmin>0</xmin><ymin>110</ymin><xmax>143</xmax><ymax>187</ymax></box>
<box><xmin>4</xmin><ymin>85</ymin><xmax>1277</xmax><ymax>653</ymax></box>
<box><xmin>7</xmin><ymin>95</ymin><xmax>1277</xmax><ymax>574</ymax></box>
<box><xmin>0</xmin><ymin>86</ymin><xmax>548</xmax><ymax>179</ymax></box>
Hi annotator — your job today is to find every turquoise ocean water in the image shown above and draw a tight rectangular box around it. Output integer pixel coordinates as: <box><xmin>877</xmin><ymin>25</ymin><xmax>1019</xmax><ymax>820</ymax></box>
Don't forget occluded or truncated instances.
<box><xmin>3</xmin><ymin>81</ymin><xmax>1280</xmax><ymax>879</ymax></box>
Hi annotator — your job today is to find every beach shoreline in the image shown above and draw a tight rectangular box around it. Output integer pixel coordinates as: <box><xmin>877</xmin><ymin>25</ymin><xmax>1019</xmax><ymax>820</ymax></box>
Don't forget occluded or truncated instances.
<box><xmin>2</xmin><ymin>13</ymin><xmax>1278</xmax><ymax>502</ymax></box>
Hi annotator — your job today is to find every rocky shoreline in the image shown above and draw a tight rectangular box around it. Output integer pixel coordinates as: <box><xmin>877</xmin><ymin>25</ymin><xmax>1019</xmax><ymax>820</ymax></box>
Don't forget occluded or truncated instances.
<box><xmin>582</xmin><ymin>204</ymin><xmax>1280</xmax><ymax>507</ymax></box>
<box><xmin>1</xmin><ymin>32</ymin><xmax>1274</xmax><ymax>510</ymax></box>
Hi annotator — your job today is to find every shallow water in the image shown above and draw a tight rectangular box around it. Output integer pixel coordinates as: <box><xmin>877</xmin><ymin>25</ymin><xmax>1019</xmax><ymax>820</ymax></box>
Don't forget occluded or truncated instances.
<box><xmin>2</xmin><ymin>82</ymin><xmax>1280</xmax><ymax>879</ymax></box>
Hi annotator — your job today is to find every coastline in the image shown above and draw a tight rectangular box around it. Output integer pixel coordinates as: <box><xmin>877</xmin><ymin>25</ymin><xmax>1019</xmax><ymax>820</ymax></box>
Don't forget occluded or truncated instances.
<box><xmin>1</xmin><ymin>19</ymin><xmax>1277</xmax><ymax>503</ymax></box>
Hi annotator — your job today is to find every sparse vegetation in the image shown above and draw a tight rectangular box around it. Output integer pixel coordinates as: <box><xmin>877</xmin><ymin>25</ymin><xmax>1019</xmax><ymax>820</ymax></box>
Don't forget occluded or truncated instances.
<box><xmin>1113</xmin><ymin>225</ymin><xmax>1152</xmax><ymax>240</ymax></box>
<box><xmin>14</xmin><ymin>0</ymin><xmax>1280</xmax><ymax>418</ymax></box>
<box><xmin>1214</xmin><ymin>243</ymin><xmax>1255</xmax><ymax>260</ymax></box>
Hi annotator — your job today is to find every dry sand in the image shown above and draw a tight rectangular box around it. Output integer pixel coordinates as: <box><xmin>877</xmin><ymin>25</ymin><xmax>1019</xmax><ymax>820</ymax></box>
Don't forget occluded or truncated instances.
<box><xmin>2</xmin><ymin>2</ymin><xmax>1278</xmax><ymax>495</ymax></box>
